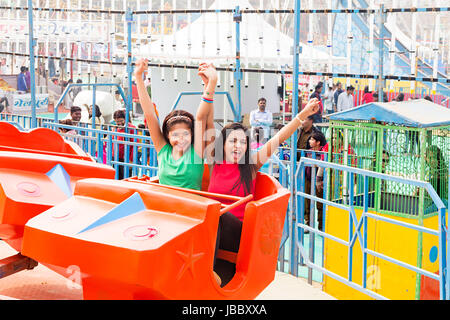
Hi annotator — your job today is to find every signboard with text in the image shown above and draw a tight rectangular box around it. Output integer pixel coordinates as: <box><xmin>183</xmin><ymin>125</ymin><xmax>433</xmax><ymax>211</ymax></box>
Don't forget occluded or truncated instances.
<box><xmin>11</xmin><ymin>93</ymin><xmax>49</xmax><ymax>113</ymax></box>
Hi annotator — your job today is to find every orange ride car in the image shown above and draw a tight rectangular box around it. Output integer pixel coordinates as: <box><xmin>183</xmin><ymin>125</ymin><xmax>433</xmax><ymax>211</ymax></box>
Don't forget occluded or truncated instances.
<box><xmin>22</xmin><ymin>172</ymin><xmax>290</xmax><ymax>300</ymax></box>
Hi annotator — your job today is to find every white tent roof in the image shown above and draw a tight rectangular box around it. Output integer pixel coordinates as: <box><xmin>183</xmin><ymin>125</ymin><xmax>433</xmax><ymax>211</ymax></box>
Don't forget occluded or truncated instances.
<box><xmin>134</xmin><ymin>0</ymin><xmax>346</xmax><ymax>68</ymax></box>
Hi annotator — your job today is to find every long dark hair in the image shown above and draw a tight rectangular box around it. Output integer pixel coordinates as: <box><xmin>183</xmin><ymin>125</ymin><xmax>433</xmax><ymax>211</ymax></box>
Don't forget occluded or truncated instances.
<box><xmin>252</xmin><ymin>126</ymin><xmax>264</xmax><ymax>144</ymax></box>
<box><xmin>161</xmin><ymin>110</ymin><xmax>195</xmax><ymax>145</ymax></box>
<box><xmin>214</xmin><ymin>122</ymin><xmax>257</xmax><ymax>195</ymax></box>
<box><xmin>425</xmin><ymin>145</ymin><xmax>448</xmax><ymax>198</ymax></box>
<box><xmin>89</xmin><ymin>104</ymin><xmax>102</xmax><ymax>119</ymax></box>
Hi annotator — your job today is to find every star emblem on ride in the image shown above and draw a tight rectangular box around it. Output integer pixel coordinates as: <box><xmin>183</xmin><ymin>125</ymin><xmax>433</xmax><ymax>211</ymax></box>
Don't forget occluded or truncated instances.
<box><xmin>176</xmin><ymin>242</ymin><xmax>204</xmax><ymax>281</ymax></box>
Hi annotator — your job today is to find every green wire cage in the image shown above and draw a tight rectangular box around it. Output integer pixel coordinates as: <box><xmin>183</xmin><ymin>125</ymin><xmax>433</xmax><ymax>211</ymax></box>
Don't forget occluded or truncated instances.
<box><xmin>325</xmin><ymin>99</ymin><xmax>450</xmax><ymax>219</ymax></box>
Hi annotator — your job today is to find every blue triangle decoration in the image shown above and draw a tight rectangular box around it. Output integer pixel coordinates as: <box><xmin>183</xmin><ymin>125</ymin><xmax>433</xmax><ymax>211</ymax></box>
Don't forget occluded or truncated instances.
<box><xmin>46</xmin><ymin>164</ymin><xmax>73</xmax><ymax>198</ymax></box>
<box><xmin>78</xmin><ymin>192</ymin><xmax>146</xmax><ymax>234</ymax></box>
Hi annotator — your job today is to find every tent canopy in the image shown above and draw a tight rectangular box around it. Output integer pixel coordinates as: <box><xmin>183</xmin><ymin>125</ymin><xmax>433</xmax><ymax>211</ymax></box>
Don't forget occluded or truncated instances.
<box><xmin>135</xmin><ymin>0</ymin><xmax>346</xmax><ymax>68</ymax></box>
<box><xmin>327</xmin><ymin>99</ymin><xmax>450</xmax><ymax>128</ymax></box>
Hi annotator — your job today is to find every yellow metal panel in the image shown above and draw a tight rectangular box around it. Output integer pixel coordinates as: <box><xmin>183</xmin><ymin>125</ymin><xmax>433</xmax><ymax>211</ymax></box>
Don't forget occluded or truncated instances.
<box><xmin>323</xmin><ymin>206</ymin><xmax>425</xmax><ymax>300</ymax></box>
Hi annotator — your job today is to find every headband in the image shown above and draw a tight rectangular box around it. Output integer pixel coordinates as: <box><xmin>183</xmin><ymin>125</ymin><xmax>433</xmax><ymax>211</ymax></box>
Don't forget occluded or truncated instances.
<box><xmin>166</xmin><ymin>115</ymin><xmax>192</xmax><ymax>125</ymax></box>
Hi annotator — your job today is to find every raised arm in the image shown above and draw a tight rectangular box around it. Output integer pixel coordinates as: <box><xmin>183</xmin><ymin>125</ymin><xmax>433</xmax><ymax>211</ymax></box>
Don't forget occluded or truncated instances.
<box><xmin>194</xmin><ymin>63</ymin><xmax>217</xmax><ymax>159</ymax></box>
<box><xmin>134</xmin><ymin>59</ymin><xmax>166</xmax><ymax>153</ymax></box>
<box><xmin>254</xmin><ymin>98</ymin><xmax>320</xmax><ymax>170</ymax></box>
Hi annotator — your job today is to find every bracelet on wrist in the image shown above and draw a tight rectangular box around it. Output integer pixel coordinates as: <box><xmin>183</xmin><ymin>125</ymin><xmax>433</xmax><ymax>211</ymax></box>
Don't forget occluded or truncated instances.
<box><xmin>202</xmin><ymin>96</ymin><xmax>214</xmax><ymax>103</ymax></box>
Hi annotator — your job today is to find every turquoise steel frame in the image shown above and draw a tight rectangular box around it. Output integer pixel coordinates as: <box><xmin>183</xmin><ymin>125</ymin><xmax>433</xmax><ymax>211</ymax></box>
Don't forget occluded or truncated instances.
<box><xmin>42</xmin><ymin>121</ymin><xmax>158</xmax><ymax>180</ymax></box>
<box><xmin>294</xmin><ymin>157</ymin><xmax>448</xmax><ymax>300</ymax></box>
<box><xmin>170</xmin><ymin>91</ymin><xmax>239</xmax><ymax>121</ymax></box>
<box><xmin>53</xmin><ymin>83</ymin><xmax>130</xmax><ymax>125</ymax></box>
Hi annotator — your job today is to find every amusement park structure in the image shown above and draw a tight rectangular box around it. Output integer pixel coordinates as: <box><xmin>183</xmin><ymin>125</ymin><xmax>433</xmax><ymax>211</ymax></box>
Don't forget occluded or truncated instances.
<box><xmin>0</xmin><ymin>0</ymin><xmax>448</xmax><ymax>300</ymax></box>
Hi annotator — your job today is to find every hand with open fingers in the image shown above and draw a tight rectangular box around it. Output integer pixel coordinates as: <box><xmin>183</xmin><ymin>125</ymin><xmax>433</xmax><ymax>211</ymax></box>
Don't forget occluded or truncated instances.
<box><xmin>304</xmin><ymin>98</ymin><xmax>320</xmax><ymax>116</ymax></box>
<box><xmin>134</xmin><ymin>58</ymin><xmax>148</xmax><ymax>77</ymax></box>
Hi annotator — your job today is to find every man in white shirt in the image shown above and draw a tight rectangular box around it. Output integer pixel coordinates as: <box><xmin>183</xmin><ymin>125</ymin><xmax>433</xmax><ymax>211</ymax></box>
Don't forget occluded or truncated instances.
<box><xmin>249</xmin><ymin>97</ymin><xmax>273</xmax><ymax>142</ymax></box>
<box><xmin>337</xmin><ymin>85</ymin><xmax>355</xmax><ymax>112</ymax></box>
<box><xmin>113</xmin><ymin>90</ymin><xmax>125</xmax><ymax>112</ymax></box>
<box><xmin>323</xmin><ymin>84</ymin><xmax>335</xmax><ymax>114</ymax></box>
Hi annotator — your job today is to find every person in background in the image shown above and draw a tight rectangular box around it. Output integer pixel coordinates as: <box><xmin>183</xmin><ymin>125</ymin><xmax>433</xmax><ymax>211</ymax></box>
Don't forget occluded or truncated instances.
<box><xmin>296</xmin><ymin>115</ymin><xmax>321</xmax><ymax>161</ymax></box>
<box><xmin>395</xmin><ymin>93</ymin><xmax>405</xmax><ymax>102</ymax></box>
<box><xmin>368</xmin><ymin>149</ymin><xmax>390</xmax><ymax>193</ymax></box>
<box><xmin>424</xmin><ymin>145</ymin><xmax>448</xmax><ymax>201</ymax></box>
<box><xmin>17</xmin><ymin>66</ymin><xmax>28</xmax><ymax>93</ymax></box>
<box><xmin>70</xmin><ymin>79</ymin><xmax>83</xmax><ymax>101</ymax></box>
<box><xmin>58</xmin><ymin>119</ymin><xmax>77</xmax><ymax>137</ymax></box>
<box><xmin>144</xmin><ymin>77</ymin><xmax>152</xmax><ymax>98</ymax></box>
<box><xmin>372</xmin><ymin>91</ymin><xmax>379</xmax><ymax>102</ymax></box>
<box><xmin>137</xmin><ymin>123</ymin><xmax>151</xmax><ymax>166</ymax></box>
<box><xmin>113</xmin><ymin>90</ymin><xmax>125</xmax><ymax>112</ymax></box>
<box><xmin>69</xmin><ymin>106</ymin><xmax>82</xmax><ymax>123</ymax></box>
<box><xmin>361</xmin><ymin>86</ymin><xmax>374</xmax><ymax>105</ymax></box>
<box><xmin>333</xmin><ymin>82</ymin><xmax>344</xmax><ymax>111</ymax></box>
<box><xmin>48</xmin><ymin>53</ymin><xmax>56</xmax><ymax>78</ymax></box>
<box><xmin>309</xmin><ymin>82</ymin><xmax>324</xmax><ymax>123</ymax></box>
<box><xmin>0</xmin><ymin>96</ymin><xmax>9</xmax><ymax>113</ymax></box>
<box><xmin>250</xmin><ymin>126</ymin><xmax>270</xmax><ymax>174</ymax></box>
<box><xmin>323</xmin><ymin>85</ymin><xmax>335</xmax><ymax>115</ymax></box>
<box><xmin>337</xmin><ymin>85</ymin><xmax>355</xmax><ymax>112</ymax></box>
<box><xmin>88</xmin><ymin>104</ymin><xmax>104</xmax><ymax>126</ymax></box>
<box><xmin>249</xmin><ymin>97</ymin><xmax>273</xmax><ymax>142</ymax></box>
<box><xmin>304</xmin><ymin>130</ymin><xmax>327</xmax><ymax>231</ymax></box>
<box><xmin>112</xmin><ymin>109</ymin><xmax>137</xmax><ymax>180</ymax></box>
<box><xmin>25</xmin><ymin>67</ymin><xmax>31</xmax><ymax>92</ymax></box>
<box><xmin>424</xmin><ymin>95</ymin><xmax>433</xmax><ymax>102</ymax></box>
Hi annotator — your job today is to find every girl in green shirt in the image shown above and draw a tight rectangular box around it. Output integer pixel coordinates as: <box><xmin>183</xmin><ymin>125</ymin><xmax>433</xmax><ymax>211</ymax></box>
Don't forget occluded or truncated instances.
<box><xmin>135</xmin><ymin>59</ymin><xmax>217</xmax><ymax>190</ymax></box>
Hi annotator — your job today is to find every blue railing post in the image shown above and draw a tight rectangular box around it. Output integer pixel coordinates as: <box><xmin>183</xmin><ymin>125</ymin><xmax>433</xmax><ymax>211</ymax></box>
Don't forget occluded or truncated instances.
<box><xmin>126</xmin><ymin>8</ymin><xmax>133</xmax><ymax>129</ymax></box>
<box><xmin>28</xmin><ymin>0</ymin><xmax>37</xmax><ymax>129</ymax></box>
<box><xmin>348</xmin><ymin>172</ymin><xmax>355</xmax><ymax>282</ymax></box>
<box><xmin>378</xmin><ymin>4</ymin><xmax>385</xmax><ymax>101</ymax></box>
<box><xmin>233</xmin><ymin>6</ymin><xmax>242</xmax><ymax>122</ymax></box>
<box><xmin>447</xmin><ymin>163</ymin><xmax>450</xmax><ymax>299</ymax></box>
<box><xmin>363</xmin><ymin>175</ymin><xmax>369</xmax><ymax>289</ymax></box>
<box><xmin>289</xmin><ymin>0</ymin><xmax>301</xmax><ymax>276</ymax></box>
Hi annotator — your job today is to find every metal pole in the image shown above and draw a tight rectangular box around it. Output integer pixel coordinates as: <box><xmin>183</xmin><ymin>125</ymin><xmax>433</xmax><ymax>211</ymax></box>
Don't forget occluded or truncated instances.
<box><xmin>28</xmin><ymin>0</ymin><xmax>37</xmax><ymax>128</ymax></box>
<box><xmin>126</xmin><ymin>8</ymin><xmax>133</xmax><ymax>129</ymax></box>
<box><xmin>447</xmin><ymin>163</ymin><xmax>450</xmax><ymax>299</ymax></box>
<box><xmin>234</xmin><ymin>6</ymin><xmax>242</xmax><ymax>122</ymax></box>
<box><xmin>415</xmin><ymin>128</ymin><xmax>426</xmax><ymax>299</ymax></box>
<box><xmin>378</xmin><ymin>4</ymin><xmax>385</xmax><ymax>102</ymax></box>
<box><xmin>289</xmin><ymin>0</ymin><xmax>301</xmax><ymax>277</ymax></box>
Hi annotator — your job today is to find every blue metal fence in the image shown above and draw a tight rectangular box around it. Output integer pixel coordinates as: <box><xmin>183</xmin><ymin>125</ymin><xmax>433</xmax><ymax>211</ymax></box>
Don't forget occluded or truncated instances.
<box><xmin>42</xmin><ymin>121</ymin><xmax>158</xmax><ymax>180</ymax></box>
<box><xmin>288</xmin><ymin>157</ymin><xmax>448</xmax><ymax>300</ymax></box>
<box><xmin>1</xmin><ymin>116</ymin><xmax>448</xmax><ymax>299</ymax></box>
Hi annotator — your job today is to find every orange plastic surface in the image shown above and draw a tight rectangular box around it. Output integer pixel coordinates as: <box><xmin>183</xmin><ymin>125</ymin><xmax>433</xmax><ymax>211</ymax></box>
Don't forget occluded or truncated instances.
<box><xmin>0</xmin><ymin>122</ymin><xmax>116</xmax><ymax>251</ymax></box>
<box><xmin>0</xmin><ymin>122</ymin><xmax>83</xmax><ymax>156</ymax></box>
<box><xmin>22</xmin><ymin>173</ymin><xmax>290</xmax><ymax>300</ymax></box>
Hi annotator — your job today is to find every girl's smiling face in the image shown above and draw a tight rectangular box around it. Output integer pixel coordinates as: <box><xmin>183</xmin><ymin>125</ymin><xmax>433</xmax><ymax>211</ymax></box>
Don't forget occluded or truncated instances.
<box><xmin>224</xmin><ymin>129</ymin><xmax>247</xmax><ymax>164</ymax></box>
<box><xmin>168</xmin><ymin>122</ymin><xmax>192</xmax><ymax>153</ymax></box>
<box><xmin>309</xmin><ymin>137</ymin><xmax>320</xmax><ymax>150</ymax></box>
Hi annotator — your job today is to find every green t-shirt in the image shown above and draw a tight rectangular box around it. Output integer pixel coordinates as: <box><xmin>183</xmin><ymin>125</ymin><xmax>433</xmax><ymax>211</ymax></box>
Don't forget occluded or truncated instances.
<box><xmin>157</xmin><ymin>144</ymin><xmax>204</xmax><ymax>190</ymax></box>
